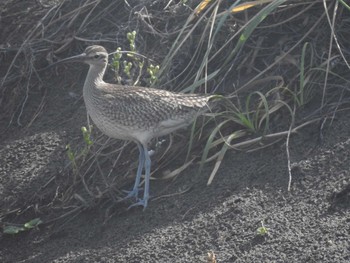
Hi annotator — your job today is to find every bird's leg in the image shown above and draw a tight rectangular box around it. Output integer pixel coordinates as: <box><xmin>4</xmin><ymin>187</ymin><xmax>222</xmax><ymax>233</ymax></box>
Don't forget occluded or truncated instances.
<box><xmin>124</xmin><ymin>143</ymin><xmax>145</xmax><ymax>200</ymax></box>
<box><xmin>142</xmin><ymin>143</ymin><xmax>151</xmax><ymax>209</ymax></box>
<box><xmin>128</xmin><ymin>143</ymin><xmax>151</xmax><ymax>210</ymax></box>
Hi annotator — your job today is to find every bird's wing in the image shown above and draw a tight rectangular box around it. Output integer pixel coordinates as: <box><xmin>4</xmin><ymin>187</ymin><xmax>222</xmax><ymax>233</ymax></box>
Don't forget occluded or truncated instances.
<box><xmin>98</xmin><ymin>85</ymin><xmax>211</xmax><ymax>128</ymax></box>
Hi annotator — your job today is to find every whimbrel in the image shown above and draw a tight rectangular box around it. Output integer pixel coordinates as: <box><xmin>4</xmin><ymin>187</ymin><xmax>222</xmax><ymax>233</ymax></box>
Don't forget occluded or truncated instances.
<box><xmin>58</xmin><ymin>45</ymin><xmax>216</xmax><ymax>209</ymax></box>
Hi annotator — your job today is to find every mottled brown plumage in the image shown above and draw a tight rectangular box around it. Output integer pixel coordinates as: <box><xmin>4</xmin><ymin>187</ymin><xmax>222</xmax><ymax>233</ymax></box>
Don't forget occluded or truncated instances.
<box><xmin>60</xmin><ymin>45</ymin><xmax>215</xmax><ymax>209</ymax></box>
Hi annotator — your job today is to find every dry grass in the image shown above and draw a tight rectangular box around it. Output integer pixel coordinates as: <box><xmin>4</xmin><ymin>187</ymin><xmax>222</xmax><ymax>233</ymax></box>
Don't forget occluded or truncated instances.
<box><xmin>1</xmin><ymin>0</ymin><xmax>350</xmax><ymax>225</ymax></box>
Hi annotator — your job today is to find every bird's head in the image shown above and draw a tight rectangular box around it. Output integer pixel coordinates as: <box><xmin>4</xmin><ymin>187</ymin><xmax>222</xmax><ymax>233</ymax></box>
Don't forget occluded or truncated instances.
<box><xmin>54</xmin><ymin>45</ymin><xmax>108</xmax><ymax>67</ymax></box>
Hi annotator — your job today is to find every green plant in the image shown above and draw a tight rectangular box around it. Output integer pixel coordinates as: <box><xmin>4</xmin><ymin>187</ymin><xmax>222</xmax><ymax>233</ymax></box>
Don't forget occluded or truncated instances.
<box><xmin>66</xmin><ymin>143</ymin><xmax>77</xmax><ymax>172</ymax></box>
<box><xmin>111</xmin><ymin>31</ymin><xmax>160</xmax><ymax>86</ymax></box>
<box><xmin>123</xmin><ymin>60</ymin><xmax>133</xmax><ymax>78</ymax></box>
<box><xmin>257</xmin><ymin>221</ymin><xmax>269</xmax><ymax>236</ymax></box>
<box><xmin>147</xmin><ymin>64</ymin><xmax>160</xmax><ymax>85</ymax></box>
<box><xmin>127</xmin><ymin>30</ymin><xmax>137</xmax><ymax>54</ymax></box>
<box><xmin>66</xmin><ymin>126</ymin><xmax>93</xmax><ymax>175</ymax></box>
<box><xmin>112</xmin><ymin>47</ymin><xmax>122</xmax><ymax>83</ymax></box>
<box><xmin>3</xmin><ymin>218</ymin><xmax>42</xmax><ymax>235</ymax></box>
<box><xmin>199</xmin><ymin>89</ymin><xmax>293</xmax><ymax>185</ymax></box>
<box><xmin>81</xmin><ymin>126</ymin><xmax>93</xmax><ymax>153</ymax></box>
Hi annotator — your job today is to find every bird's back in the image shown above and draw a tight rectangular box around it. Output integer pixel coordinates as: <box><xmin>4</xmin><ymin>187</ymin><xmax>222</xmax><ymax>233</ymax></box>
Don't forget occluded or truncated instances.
<box><xmin>85</xmin><ymin>84</ymin><xmax>213</xmax><ymax>143</ymax></box>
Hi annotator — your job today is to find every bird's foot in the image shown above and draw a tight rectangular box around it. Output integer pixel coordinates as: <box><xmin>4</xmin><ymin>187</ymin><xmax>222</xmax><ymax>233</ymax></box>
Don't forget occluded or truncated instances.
<box><xmin>122</xmin><ymin>188</ymin><xmax>142</xmax><ymax>200</ymax></box>
<box><xmin>127</xmin><ymin>198</ymin><xmax>149</xmax><ymax>211</ymax></box>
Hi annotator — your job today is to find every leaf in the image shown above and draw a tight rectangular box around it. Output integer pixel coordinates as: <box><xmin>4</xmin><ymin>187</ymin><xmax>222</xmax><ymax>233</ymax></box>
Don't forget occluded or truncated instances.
<box><xmin>161</xmin><ymin>159</ymin><xmax>194</xmax><ymax>180</ymax></box>
<box><xmin>195</xmin><ymin>0</ymin><xmax>213</xmax><ymax>15</ymax></box>
<box><xmin>3</xmin><ymin>225</ymin><xmax>25</xmax><ymax>234</ymax></box>
<box><xmin>207</xmin><ymin>131</ymin><xmax>242</xmax><ymax>185</ymax></box>
<box><xmin>24</xmin><ymin>218</ymin><xmax>43</xmax><ymax>229</ymax></box>
<box><xmin>231</xmin><ymin>0</ymin><xmax>274</xmax><ymax>13</ymax></box>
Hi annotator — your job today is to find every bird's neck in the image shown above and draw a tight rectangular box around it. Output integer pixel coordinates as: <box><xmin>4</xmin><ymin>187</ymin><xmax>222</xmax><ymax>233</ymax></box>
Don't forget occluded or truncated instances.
<box><xmin>84</xmin><ymin>64</ymin><xmax>107</xmax><ymax>91</ymax></box>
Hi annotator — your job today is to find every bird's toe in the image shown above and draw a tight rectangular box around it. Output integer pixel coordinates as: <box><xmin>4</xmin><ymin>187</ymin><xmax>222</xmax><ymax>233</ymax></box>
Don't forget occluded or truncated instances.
<box><xmin>127</xmin><ymin>198</ymin><xmax>148</xmax><ymax>211</ymax></box>
<box><xmin>122</xmin><ymin>188</ymin><xmax>142</xmax><ymax>200</ymax></box>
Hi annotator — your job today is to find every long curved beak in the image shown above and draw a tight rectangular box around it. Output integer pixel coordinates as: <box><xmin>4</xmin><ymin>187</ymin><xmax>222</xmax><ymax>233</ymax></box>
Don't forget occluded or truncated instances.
<box><xmin>39</xmin><ymin>52</ymin><xmax>88</xmax><ymax>71</ymax></box>
<box><xmin>43</xmin><ymin>52</ymin><xmax>86</xmax><ymax>70</ymax></box>
<box><xmin>51</xmin><ymin>52</ymin><xmax>88</xmax><ymax>66</ymax></box>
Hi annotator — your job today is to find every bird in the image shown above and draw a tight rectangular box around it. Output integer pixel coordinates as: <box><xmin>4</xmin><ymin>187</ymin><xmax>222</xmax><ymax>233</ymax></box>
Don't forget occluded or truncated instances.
<box><xmin>56</xmin><ymin>45</ymin><xmax>217</xmax><ymax>209</ymax></box>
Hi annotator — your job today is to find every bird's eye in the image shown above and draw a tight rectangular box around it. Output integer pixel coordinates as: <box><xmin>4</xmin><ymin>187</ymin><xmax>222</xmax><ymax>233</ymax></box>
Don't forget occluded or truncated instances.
<box><xmin>94</xmin><ymin>54</ymin><xmax>99</xmax><ymax>59</ymax></box>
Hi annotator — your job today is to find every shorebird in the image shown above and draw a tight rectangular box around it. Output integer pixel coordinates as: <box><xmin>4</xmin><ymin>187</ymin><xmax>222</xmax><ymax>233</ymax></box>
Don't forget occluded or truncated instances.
<box><xmin>57</xmin><ymin>45</ymin><xmax>216</xmax><ymax>209</ymax></box>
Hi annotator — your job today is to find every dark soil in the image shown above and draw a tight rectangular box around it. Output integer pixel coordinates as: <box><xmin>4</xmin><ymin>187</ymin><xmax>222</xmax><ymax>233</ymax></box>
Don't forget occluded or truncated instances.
<box><xmin>1</xmin><ymin>79</ymin><xmax>350</xmax><ymax>262</ymax></box>
<box><xmin>1</xmin><ymin>1</ymin><xmax>350</xmax><ymax>263</ymax></box>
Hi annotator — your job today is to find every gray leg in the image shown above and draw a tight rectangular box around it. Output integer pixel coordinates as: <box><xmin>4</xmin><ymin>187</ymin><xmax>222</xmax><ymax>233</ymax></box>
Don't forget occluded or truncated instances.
<box><xmin>125</xmin><ymin>143</ymin><xmax>145</xmax><ymax>199</ymax></box>
<box><xmin>142</xmin><ymin>143</ymin><xmax>151</xmax><ymax>209</ymax></box>
<box><xmin>128</xmin><ymin>143</ymin><xmax>151</xmax><ymax>209</ymax></box>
